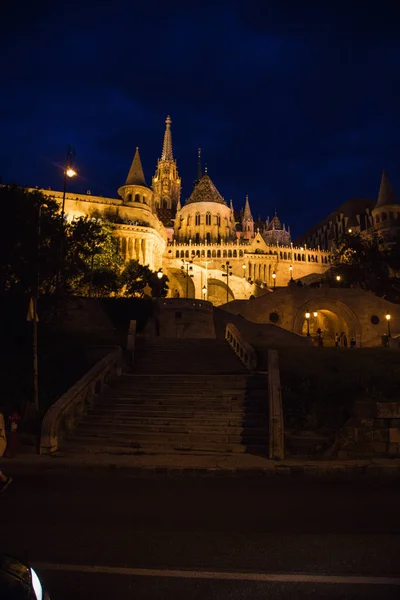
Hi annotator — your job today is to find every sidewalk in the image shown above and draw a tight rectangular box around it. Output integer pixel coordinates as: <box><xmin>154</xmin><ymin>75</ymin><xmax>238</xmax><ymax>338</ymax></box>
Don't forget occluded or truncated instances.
<box><xmin>4</xmin><ymin>447</ymin><xmax>400</xmax><ymax>477</ymax></box>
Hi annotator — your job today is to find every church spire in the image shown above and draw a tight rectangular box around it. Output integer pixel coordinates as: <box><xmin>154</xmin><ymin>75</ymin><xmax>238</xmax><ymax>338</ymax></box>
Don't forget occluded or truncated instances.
<box><xmin>243</xmin><ymin>194</ymin><xmax>253</xmax><ymax>220</ymax></box>
<box><xmin>161</xmin><ymin>115</ymin><xmax>173</xmax><ymax>161</ymax></box>
<box><xmin>125</xmin><ymin>147</ymin><xmax>146</xmax><ymax>186</ymax></box>
<box><xmin>376</xmin><ymin>169</ymin><xmax>396</xmax><ymax>208</ymax></box>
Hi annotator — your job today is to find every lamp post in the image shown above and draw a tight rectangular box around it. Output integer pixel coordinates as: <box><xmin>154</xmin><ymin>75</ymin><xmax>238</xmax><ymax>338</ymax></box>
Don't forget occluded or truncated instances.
<box><xmin>336</xmin><ymin>274</ymin><xmax>341</xmax><ymax>285</ymax></box>
<box><xmin>181</xmin><ymin>259</ymin><xmax>194</xmax><ymax>297</ymax></box>
<box><xmin>386</xmin><ymin>313</ymin><xmax>391</xmax><ymax>337</ymax></box>
<box><xmin>305</xmin><ymin>312</ymin><xmax>310</xmax><ymax>336</ymax></box>
<box><xmin>289</xmin><ymin>265</ymin><xmax>293</xmax><ymax>280</ymax></box>
<box><xmin>157</xmin><ymin>269</ymin><xmax>163</xmax><ymax>279</ymax></box>
<box><xmin>56</xmin><ymin>145</ymin><xmax>77</xmax><ymax>296</ymax></box>
<box><xmin>221</xmin><ymin>261</ymin><xmax>233</xmax><ymax>304</ymax></box>
<box><xmin>202</xmin><ymin>285</ymin><xmax>207</xmax><ymax>300</ymax></box>
<box><xmin>242</xmin><ymin>264</ymin><xmax>246</xmax><ymax>277</ymax></box>
<box><xmin>272</xmin><ymin>271</ymin><xmax>276</xmax><ymax>289</ymax></box>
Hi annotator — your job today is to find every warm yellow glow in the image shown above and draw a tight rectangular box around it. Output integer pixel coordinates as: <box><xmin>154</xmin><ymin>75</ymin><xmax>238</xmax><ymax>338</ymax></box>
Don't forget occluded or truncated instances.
<box><xmin>336</xmin><ymin>275</ymin><xmax>341</xmax><ymax>281</ymax></box>
<box><xmin>313</xmin><ymin>311</ymin><xmax>318</xmax><ymax>317</ymax></box>
<box><xmin>242</xmin><ymin>264</ymin><xmax>246</xmax><ymax>269</ymax></box>
<box><xmin>66</xmin><ymin>168</ymin><xmax>77</xmax><ymax>178</ymax></box>
<box><xmin>289</xmin><ymin>265</ymin><xmax>293</xmax><ymax>271</ymax></box>
<box><xmin>202</xmin><ymin>286</ymin><xmax>207</xmax><ymax>293</ymax></box>
<box><xmin>300</xmin><ymin>247</ymin><xmax>304</xmax><ymax>251</ymax></box>
<box><xmin>348</xmin><ymin>228</ymin><xmax>352</xmax><ymax>233</ymax></box>
<box><xmin>305</xmin><ymin>312</ymin><xmax>310</xmax><ymax>319</ymax></box>
<box><xmin>157</xmin><ymin>269</ymin><xmax>163</xmax><ymax>279</ymax></box>
<box><xmin>386</xmin><ymin>313</ymin><xmax>391</xmax><ymax>321</ymax></box>
<box><xmin>272</xmin><ymin>272</ymin><xmax>276</xmax><ymax>279</ymax></box>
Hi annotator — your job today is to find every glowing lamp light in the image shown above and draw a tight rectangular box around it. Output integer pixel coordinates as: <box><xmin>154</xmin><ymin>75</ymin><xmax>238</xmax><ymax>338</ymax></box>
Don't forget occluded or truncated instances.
<box><xmin>348</xmin><ymin>228</ymin><xmax>352</xmax><ymax>233</ymax></box>
<box><xmin>66</xmin><ymin>168</ymin><xmax>77</xmax><ymax>178</ymax></box>
<box><xmin>289</xmin><ymin>265</ymin><xmax>293</xmax><ymax>271</ymax></box>
<box><xmin>242</xmin><ymin>264</ymin><xmax>246</xmax><ymax>270</ymax></box>
<box><xmin>313</xmin><ymin>311</ymin><xmax>318</xmax><ymax>317</ymax></box>
<box><xmin>336</xmin><ymin>275</ymin><xmax>341</xmax><ymax>282</ymax></box>
<box><xmin>272</xmin><ymin>272</ymin><xmax>276</xmax><ymax>279</ymax></box>
<box><xmin>157</xmin><ymin>269</ymin><xmax>163</xmax><ymax>279</ymax></box>
<box><xmin>305</xmin><ymin>312</ymin><xmax>310</xmax><ymax>319</ymax></box>
<box><xmin>386</xmin><ymin>313</ymin><xmax>391</xmax><ymax>321</ymax></box>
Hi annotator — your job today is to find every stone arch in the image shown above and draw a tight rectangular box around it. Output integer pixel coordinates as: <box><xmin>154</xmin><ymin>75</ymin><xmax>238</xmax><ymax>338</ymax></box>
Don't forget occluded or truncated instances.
<box><xmin>293</xmin><ymin>298</ymin><xmax>361</xmax><ymax>346</ymax></box>
<box><xmin>167</xmin><ymin>267</ymin><xmax>195</xmax><ymax>299</ymax></box>
<box><xmin>206</xmin><ymin>278</ymin><xmax>234</xmax><ymax>307</ymax></box>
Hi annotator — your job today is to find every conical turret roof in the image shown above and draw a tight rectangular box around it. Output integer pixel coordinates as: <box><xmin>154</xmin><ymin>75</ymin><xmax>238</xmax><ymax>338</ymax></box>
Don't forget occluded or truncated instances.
<box><xmin>376</xmin><ymin>170</ymin><xmax>396</xmax><ymax>208</ymax></box>
<box><xmin>186</xmin><ymin>174</ymin><xmax>226</xmax><ymax>205</ymax></box>
<box><xmin>243</xmin><ymin>194</ymin><xmax>253</xmax><ymax>220</ymax></box>
<box><xmin>125</xmin><ymin>147</ymin><xmax>147</xmax><ymax>186</ymax></box>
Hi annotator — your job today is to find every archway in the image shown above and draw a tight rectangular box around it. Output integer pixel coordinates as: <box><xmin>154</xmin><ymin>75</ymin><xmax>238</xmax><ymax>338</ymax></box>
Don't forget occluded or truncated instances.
<box><xmin>293</xmin><ymin>299</ymin><xmax>361</xmax><ymax>347</ymax></box>
<box><xmin>207</xmin><ymin>278</ymin><xmax>234</xmax><ymax>306</ymax></box>
<box><xmin>166</xmin><ymin>268</ymin><xmax>196</xmax><ymax>299</ymax></box>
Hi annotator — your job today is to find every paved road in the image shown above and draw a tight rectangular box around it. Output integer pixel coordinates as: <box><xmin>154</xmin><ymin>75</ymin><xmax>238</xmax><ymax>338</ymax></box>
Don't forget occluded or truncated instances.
<box><xmin>1</xmin><ymin>470</ymin><xmax>400</xmax><ymax>599</ymax></box>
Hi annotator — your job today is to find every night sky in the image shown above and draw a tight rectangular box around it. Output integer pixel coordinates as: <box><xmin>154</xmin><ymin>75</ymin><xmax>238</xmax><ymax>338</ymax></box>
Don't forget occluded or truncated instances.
<box><xmin>2</xmin><ymin>1</ymin><xmax>400</xmax><ymax>237</ymax></box>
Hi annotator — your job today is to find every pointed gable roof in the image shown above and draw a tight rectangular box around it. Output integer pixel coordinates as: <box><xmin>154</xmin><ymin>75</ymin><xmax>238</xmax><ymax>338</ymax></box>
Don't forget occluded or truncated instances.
<box><xmin>376</xmin><ymin>170</ymin><xmax>396</xmax><ymax>208</ymax></box>
<box><xmin>161</xmin><ymin>115</ymin><xmax>173</xmax><ymax>161</ymax></box>
<box><xmin>125</xmin><ymin>147</ymin><xmax>147</xmax><ymax>186</ymax></box>
<box><xmin>186</xmin><ymin>174</ymin><xmax>226</xmax><ymax>205</ymax></box>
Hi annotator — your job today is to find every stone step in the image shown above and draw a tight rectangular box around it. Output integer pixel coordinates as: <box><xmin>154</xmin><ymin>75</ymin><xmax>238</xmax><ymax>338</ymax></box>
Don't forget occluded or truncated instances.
<box><xmin>76</xmin><ymin>421</ymin><xmax>268</xmax><ymax>436</ymax></box>
<box><xmin>69</xmin><ymin>430</ymin><xmax>267</xmax><ymax>445</ymax></box>
<box><xmin>92</xmin><ymin>406</ymin><xmax>250</xmax><ymax>416</ymax></box>
<box><xmin>84</xmin><ymin>415</ymin><xmax>266</xmax><ymax>427</ymax></box>
<box><xmin>63</xmin><ymin>439</ymin><xmax>249</xmax><ymax>454</ymax></box>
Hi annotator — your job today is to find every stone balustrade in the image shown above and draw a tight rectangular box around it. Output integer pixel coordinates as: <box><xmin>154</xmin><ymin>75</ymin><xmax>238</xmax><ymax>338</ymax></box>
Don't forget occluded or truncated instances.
<box><xmin>268</xmin><ymin>349</ymin><xmax>285</xmax><ymax>460</ymax></box>
<box><xmin>225</xmin><ymin>323</ymin><xmax>258</xmax><ymax>370</ymax></box>
<box><xmin>40</xmin><ymin>346</ymin><xmax>123</xmax><ymax>455</ymax></box>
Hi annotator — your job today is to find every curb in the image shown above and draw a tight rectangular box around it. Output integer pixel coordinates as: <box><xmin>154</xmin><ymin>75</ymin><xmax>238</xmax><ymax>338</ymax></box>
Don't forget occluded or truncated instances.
<box><xmin>4</xmin><ymin>458</ymin><xmax>400</xmax><ymax>478</ymax></box>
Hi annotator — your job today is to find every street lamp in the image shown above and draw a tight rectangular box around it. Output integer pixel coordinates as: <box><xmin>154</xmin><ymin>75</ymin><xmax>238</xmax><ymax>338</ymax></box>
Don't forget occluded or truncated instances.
<box><xmin>336</xmin><ymin>275</ymin><xmax>341</xmax><ymax>282</ymax></box>
<box><xmin>272</xmin><ymin>271</ymin><xmax>276</xmax><ymax>289</ymax></box>
<box><xmin>202</xmin><ymin>285</ymin><xmax>207</xmax><ymax>300</ymax></box>
<box><xmin>305</xmin><ymin>311</ymin><xmax>310</xmax><ymax>336</ymax></box>
<box><xmin>221</xmin><ymin>261</ymin><xmax>233</xmax><ymax>304</ymax></box>
<box><xmin>289</xmin><ymin>265</ymin><xmax>293</xmax><ymax>280</ymax></box>
<box><xmin>313</xmin><ymin>311</ymin><xmax>318</xmax><ymax>318</ymax></box>
<box><xmin>181</xmin><ymin>259</ymin><xmax>194</xmax><ymax>297</ymax></box>
<box><xmin>386</xmin><ymin>313</ymin><xmax>391</xmax><ymax>337</ymax></box>
<box><xmin>157</xmin><ymin>269</ymin><xmax>163</xmax><ymax>279</ymax></box>
<box><xmin>242</xmin><ymin>264</ymin><xmax>246</xmax><ymax>277</ymax></box>
<box><xmin>56</xmin><ymin>145</ymin><xmax>77</xmax><ymax>296</ymax></box>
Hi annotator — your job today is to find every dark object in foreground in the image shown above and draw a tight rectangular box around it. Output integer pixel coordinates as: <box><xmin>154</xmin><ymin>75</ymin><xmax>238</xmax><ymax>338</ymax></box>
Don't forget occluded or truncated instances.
<box><xmin>0</xmin><ymin>555</ymin><xmax>50</xmax><ymax>599</ymax></box>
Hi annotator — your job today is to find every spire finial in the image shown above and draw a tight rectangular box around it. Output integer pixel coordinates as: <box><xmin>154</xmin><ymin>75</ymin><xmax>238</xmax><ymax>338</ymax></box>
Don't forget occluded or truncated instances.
<box><xmin>197</xmin><ymin>148</ymin><xmax>202</xmax><ymax>181</ymax></box>
<box><xmin>243</xmin><ymin>193</ymin><xmax>252</xmax><ymax>220</ymax></box>
<box><xmin>161</xmin><ymin>115</ymin><xmax>173</xmax><ymax>161</ymax></box>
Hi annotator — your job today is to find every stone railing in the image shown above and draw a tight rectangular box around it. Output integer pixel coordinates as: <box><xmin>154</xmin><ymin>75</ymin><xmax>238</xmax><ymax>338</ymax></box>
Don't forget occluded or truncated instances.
<box><xmin>225</xmin><ymin>323</ymin><xmax>258</xmax><ymax>370</ymax></box>
<box><xmin>40</xmin><ymin>346</ymin><xmax>123</xmax><ymax>455</ymax></box>
<box><xmin>268</xmin><ymin>349</ymin><xmax>285</xmax><ymax>460</ymax></box>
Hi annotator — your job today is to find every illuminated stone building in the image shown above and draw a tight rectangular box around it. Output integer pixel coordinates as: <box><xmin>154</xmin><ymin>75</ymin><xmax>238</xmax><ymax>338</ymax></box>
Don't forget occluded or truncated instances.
<box><xmin>34</xmin><ymin>116</ymin><xmax>332</xmax><ymax>305</ymax></box>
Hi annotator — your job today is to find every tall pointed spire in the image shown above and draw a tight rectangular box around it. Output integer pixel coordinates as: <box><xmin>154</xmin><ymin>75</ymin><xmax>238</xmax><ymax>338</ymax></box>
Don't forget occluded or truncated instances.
<box><xmin>376</xmin><ymin>169</ymin><xmax>396</xmax><ymax>208</ymax></box>
<box><xmin>161</xmin><ymin>115</ymin><xmax>173</xmax><ymax>161</ymax></box>
<box><xmin>125</xmin><ymin>147</ymin><xmax>146</xmax><ymax>186</ymax></box>
<box><xmin>243</xmin><ymin>194</ymin><xmax>253</xmax><ymax>220</ymax></box>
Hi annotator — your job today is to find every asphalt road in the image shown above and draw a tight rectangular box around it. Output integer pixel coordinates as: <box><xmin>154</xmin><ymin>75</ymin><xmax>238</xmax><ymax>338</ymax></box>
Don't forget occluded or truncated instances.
<box><xmin>1</xmin><ymin>470</ymin><xmax>400</xmax><ymax>599</ymax></box>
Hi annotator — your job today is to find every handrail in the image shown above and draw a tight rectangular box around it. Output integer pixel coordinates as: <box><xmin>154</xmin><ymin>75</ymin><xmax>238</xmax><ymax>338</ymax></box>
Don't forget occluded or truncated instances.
<box><xmin>40</xmin><ymin>346</ymin><xmax>122</xmax><ymax>455</ymax></box>
<box><xmin>225</xmin><ymin>323</ymin><xmax>258</xmax><ymax>370</ymax></box>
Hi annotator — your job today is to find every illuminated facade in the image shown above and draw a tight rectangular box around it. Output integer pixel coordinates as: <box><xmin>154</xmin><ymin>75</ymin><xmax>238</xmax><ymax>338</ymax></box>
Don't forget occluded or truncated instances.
<box><xmin>35</xmin><ymin>116</ymin><xmax>333</xmax><ymax>305</ymax></box>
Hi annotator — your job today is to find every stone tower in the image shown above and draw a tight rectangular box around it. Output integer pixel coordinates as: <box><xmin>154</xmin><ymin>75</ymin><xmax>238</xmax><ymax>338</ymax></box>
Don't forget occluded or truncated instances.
<box><xmin>152</xmin><ymin>115</ymin><xmax>181</xmax><ymax>227</ymax></box>
<box><xmin>242</xmin><ymin>194</ymin><xmax>254</xmax><ymax>240</ymax></box>
<box><xmin>118</xmin><ymin>147</ymin><xmax>153</xmax><ymax>207</ymax></box>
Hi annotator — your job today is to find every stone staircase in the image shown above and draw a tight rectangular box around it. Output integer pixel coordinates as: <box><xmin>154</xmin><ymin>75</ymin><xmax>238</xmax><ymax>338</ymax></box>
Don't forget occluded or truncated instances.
<box><xmin>63</xmin><ymin>338</ymin><xmax>269</xmax><ymax>456</ymax></box>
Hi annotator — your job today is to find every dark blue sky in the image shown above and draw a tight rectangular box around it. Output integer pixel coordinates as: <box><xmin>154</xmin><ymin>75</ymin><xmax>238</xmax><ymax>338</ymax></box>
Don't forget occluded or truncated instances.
<box><xmin>2</xmin><ymin>1</ymin><xmax>400</xmax><ymax>236</ymax></box>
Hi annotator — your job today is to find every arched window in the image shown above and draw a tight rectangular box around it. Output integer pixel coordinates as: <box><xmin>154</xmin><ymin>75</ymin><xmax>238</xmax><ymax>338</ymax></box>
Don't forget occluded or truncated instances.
<box><xmin>195</xmin><ymin>213</ymin><xmax>200</xmax><ymax>226</ymax></box>
<box><xmin>196</xmin><ymin>250</ymin><xmax>200</xmax><ymax>257</ymax></box>
<box><xmin>381</xmin><ymin>212</ymin><xmax>387</xmax><ymax>221</ymax></box>
<box><xmin>217</xmin><ymin>250</ymin><xmax>221</xmax><ymax>258</ymax></box>
<box><xmin>206</xmin><ymin>212</ymin><xmax>211</xmax><ymax>226</ymax></box>
<box><xmin>206</xmin><ymin>232</ymin><xmax>211</xmax><ymax>244</ymax></box>
<box><xmin>187</xmin><ymin>215</ymin><xmax>191</xmax><ymax>226</ymax></box>
<box><xmin>212</xmin><ymin>250</ymin><xmax>216</xmax><ymax>257</ymax></box>
<box><xmin>228</xmin><ymin>250</ymin><xmax>232</xmax><ymax>258</ymax></box>
<box><xmin>207</xmin><ymin>250</ymin><xmax>211</xmax><ymax>257</ymax></box>
<box><xmin>134</xmin><ymin>194</ymin><xmax>140</xmax><ymax>202</ymax></box>
<box><xmin>223</xmin><ymin>250</ymin><xmax>227</xmax><ymax>258</ymax></box>
<box><xmin>233</xmin><ymin>250</ymin><xmax>237</xmax><ymax>257</ymax></box>
<box><xmin>180</xmin><ymin>251</ymin><xmax>185</xmax><ymax>258</ymax></box>
<box><xmin>239</xmin><ymin>250</ymin><xmax>243</xmax><ymax>257</ymax></box>
<box><xmin>185</xmin><ymin>250</ymin><xmax>189</xmax><ymax>258</ymax></box>
<box><xmin>195</xmin><ymin>233</ymin><xmax>199</xmax><ymax>244</ymax></box>
<box><xmin>176</xmin><ymin>251</ymin><xmax>179</xmax><ymax>258</ymax></box>
<box><xmin>216</xmin><ymin>215</ymin><xmax>221</xmax><ymax>226</ymax></box>
<box><xmin>127</xmin><ymin>193</ymin><xmax>132</xmax><ymax>202</ymax></box>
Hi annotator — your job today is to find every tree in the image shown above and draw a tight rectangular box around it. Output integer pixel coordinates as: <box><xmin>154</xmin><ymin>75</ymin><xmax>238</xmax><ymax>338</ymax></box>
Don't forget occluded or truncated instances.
<box><xmin>0</xmin><ymin>185</ymin><xmax>61</xmax><ymax>295</ymax></box>
<box><xmin>120</xmin><ymin>260</ymin><xmax>169</xmax><ymax>298</ymax></box>
<box><xmin>327</xmin><ymin>232</ymin><xmax>400</xmax><ymax>300</ymax></box>
<box><xmin>84</xmin><ymin>267</ymin><xmax>121</xmax><ymax>298</ymax></box>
